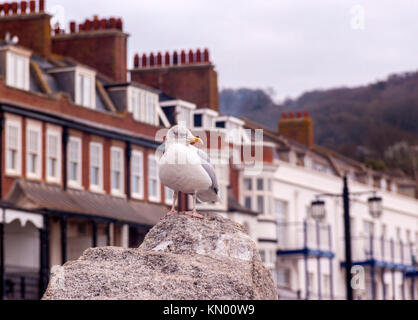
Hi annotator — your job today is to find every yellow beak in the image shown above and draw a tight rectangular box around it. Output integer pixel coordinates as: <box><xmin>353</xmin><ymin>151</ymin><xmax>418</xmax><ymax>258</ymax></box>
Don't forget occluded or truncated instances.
<box><xmin>190</xmin><ymin>136</ymin><xmax>203</xmax><ymax>145</ymax></box>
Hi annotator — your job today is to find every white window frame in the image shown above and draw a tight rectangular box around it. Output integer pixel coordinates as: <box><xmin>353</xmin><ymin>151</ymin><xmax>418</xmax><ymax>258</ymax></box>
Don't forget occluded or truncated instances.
<box><xmin>111</xmin><ymin>146</ymin><xmax>125</xmax><ymax>197</ymax></box>
<box><xmin>75</xmin><ymin>68</ymin><xmax>96</xmax><ymax>109</ymax></box>
<box><xmin>26</xmin><ymin>122</ymin><xmax>42</xmax><ymax>180</ymax></box>
<box><xmin>67</xmin><ymin>136</ymin><xmax>82</xmax><ymax>189</ymax></box>
<box><xmin>164</xmin><ymin>186</ymin><xmax>174</xmax><ymax>205</ymax></box>
<box><xmin>131</xmin><ymin>150</ymin><xmax>144</xmax><ymax>200</ymax></box>
<box><xmin>5</xmin><ymin>118</ymin><xmax>22</xmax><ymax>176</ymax></box>
<box><xmin>148</xmin><ymin>154</ymin><xmax>160</xmax><ymax>202</ymax></box>
<box><xmin>46</xmin><ymin>128</ymin><xmax>62</xmax><ymax>184</ymax></box>
<box><xmin>145</xmin><ymin>93</ymin><xmax>158</xmax><ymax>126</ymax></box>
<box><xmin>89</xmin><ymin>142</ymin><xmax>103</xmax><ymax>193</ymax></box>
<box><xmin>6</xmin><ymin>50</ymin><xmax>30</xmax><ymax>91</ymax></box>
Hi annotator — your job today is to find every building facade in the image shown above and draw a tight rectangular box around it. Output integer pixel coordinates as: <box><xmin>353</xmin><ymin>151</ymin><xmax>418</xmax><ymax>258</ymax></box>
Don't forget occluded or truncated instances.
<box><xmin>0</xmin><ymin>0</ymin><xmax>416</xmax><ymax>300</ymax></box>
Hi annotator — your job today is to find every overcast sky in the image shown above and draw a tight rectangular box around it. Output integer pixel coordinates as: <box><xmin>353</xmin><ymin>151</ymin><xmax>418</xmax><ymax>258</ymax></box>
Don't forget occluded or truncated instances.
<box><xmin>47</xmin><ymin>0</ymin><xmax>418</xmax><ymax>101</ymax></box>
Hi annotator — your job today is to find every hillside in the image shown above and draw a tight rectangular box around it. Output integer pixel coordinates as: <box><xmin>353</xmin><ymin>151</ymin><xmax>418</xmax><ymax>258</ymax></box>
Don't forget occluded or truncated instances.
<box><xmin>219</xmin><ymin>72</ymin><xmax>418</xmax><ymax>178</ymax></box>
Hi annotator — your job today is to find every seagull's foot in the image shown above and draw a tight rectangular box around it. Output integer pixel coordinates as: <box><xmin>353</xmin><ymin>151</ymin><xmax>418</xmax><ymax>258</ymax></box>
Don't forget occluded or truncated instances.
<box><xmin>184</xmin><ymin>210</ymin><xmax>204</xmax><ymax>219</ymax></box>
<box><xmin>161</xmin><ymin>209</ymin><xmax>178</xmax><ymax>220</ymax></box>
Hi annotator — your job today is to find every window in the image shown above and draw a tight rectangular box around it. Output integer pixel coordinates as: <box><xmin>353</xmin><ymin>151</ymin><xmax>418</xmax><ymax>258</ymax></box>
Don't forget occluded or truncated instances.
<box><xmin>165</xmin><ymin>186</ymin><xmax>174</xmax><ymax>205</ymax></box>
<box><xmin>46</xmin><ymin>129</ymin><xmax>61</xmax><ymax>182</ymax></box>
<box><xmin>111</xmin><ymin>147</ymin><xmax>124</xmax><ymax>195</ymax></box>
<box><xmin>275</xmin><ymin>200</ymin><xmax>288</xmax><ymax>245</ymax></box>
<box><xmin>131</xmin><ymin>150</ymin><xmax>144</xmax><ymax>199</ymax></box>
<box><xmin>244</xmin><ymin>178</ymin><xmax>252</xmax><ymax>191</ymax></box>
<box><xmin>89</xmin><ymin>143</ymin><xmax>103</xmax><ymax>191</ymax></box>
<box><xmin>145</xmin><ymin>94</ymin><xmax>157</xmax><ymax>125</ymax></box>
<box><xmin>259</xmin><ymin>250</ymin><xmax>266</xmax><ymax>263</ymax></box>
<box><xmin>177</xmin><ymin>107</ymin><xmax>191</xmax><ymax>127</ymax></box>
<box><xmin>75</xmin><ymin>71</ymin><xmax>95</xmax><ymax>108</ymax></box>
<box><xmin>257</xmin><ymin>196</ymin><xmax>264</xmax><ymax>213</ymax></box>
<box><xmin>68</xmin><ymin>137</ymin><xmax>82</xmax><ymax>187</ymax></box>
<box><xmin>129</xmin><ymin>87</ymin><xmax>143</xmax><ymax>121</ymax></box>
<box><xmin>193</xmin><ymin>114</ymin><xmax>202</xmax><ymax>127</ymax></box>
<box><xmin>244</xmin><ymin>196</ymin><xmax>252</xmax><ymax>210</ymax></box>
<box><xmin>148</xmin><ymin>155</ymin><xmax>160</xmax><ymax>202</ymax></box>
<box><xmin>5</xmin><ymin>119</ymin><xmax>21</xmax><ymax>175</ymax></box>
<box><xmin>257</xmin><ymin>178</ymin><xmax>264</xmax><ymax>190</ymax></box>
<box><xmin>6</xmin><ymin>51</ymin><xmax>30</xmax><ymax>90</ymax></box>
<box><xmin>26</xmin><ymin>124</ymin><xmax>42</xmax><ymax>179</ymax></box>
<box><xmin>277</xmin><ymin>268</ymin><xmax>291</xmax><ymax>287</ymax></box>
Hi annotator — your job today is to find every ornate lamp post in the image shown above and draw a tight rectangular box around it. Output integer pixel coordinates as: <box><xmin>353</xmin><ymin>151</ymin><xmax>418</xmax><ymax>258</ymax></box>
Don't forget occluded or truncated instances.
<box><xmin>311</xmin><ymin>175</ymin><xmax>383</xmax><ymax>300</ymax></box>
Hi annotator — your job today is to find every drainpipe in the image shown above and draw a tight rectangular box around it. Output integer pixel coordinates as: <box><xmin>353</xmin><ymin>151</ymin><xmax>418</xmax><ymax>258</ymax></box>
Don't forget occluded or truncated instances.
<box><xmin>125</xmin><ymin>141</ymin><xmax>132</xmax><ymax>200</ymax></box>
<box><xmin>62</xmin><ymin>126</ymin><xmax>69</xmax><ymax>191</ymax></box>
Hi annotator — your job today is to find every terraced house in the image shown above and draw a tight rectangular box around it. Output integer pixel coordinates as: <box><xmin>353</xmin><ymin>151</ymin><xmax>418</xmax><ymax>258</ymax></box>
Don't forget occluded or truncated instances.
<box><xmin>0</xmin><ymin>0</ymin><xmax>417</xmax><ymax>301</ymax></box>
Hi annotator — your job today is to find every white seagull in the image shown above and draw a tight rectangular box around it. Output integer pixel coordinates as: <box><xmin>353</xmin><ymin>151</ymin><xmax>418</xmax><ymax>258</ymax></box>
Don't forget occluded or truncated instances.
<box><xmin>158</xmin><ymin>125</ymin><xmax>220</xmax><ymax>219</ymax></box>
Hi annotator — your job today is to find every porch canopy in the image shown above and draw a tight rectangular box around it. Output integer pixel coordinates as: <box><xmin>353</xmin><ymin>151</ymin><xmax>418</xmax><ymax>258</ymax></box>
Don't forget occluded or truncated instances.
<box><xmin>3</xmin><ymin>180</ymin><xmax>167</xmax><ymax>226</ymax></box>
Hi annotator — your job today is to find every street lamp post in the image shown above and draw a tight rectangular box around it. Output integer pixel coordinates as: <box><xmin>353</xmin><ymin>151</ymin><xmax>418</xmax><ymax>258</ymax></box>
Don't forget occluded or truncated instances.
<box><xmin>311</xmin><ymin>174</ymin><xmax>383</xmax><ymax>300</ymax></box>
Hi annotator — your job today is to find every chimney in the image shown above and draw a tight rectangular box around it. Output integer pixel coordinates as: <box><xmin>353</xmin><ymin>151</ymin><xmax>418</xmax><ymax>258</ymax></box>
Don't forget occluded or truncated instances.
<box><xmin>130</xmin><ymin>48</ymin><xmax>219</xmax><ymax>111</ymax></box>
<box><xmin>0</xmin><ymin>0</ymin><xmax>52</xmax><ymax>57</ymax></box>
<box><xmin>51</xmin><ymin>16</ymin><xmax>128</xmax><ymax>82</ymax></box>
<box><xmin>279</xmin><ymin>111</ymin><xmax>314</xmax><ymax>147</ymax></box>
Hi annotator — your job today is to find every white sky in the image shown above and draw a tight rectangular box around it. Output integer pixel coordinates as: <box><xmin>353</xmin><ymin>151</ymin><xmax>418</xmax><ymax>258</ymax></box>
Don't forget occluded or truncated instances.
<box><xmin>48</xmin><ymin>0</ymin><xmax>418</xmax><ymax>101</ymax></box>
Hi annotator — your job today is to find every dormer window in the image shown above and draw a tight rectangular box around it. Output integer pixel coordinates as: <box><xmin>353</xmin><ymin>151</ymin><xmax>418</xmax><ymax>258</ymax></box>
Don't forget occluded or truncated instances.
<box><xmin>75</xmin><ymin>69</ymin><xmax>96</xmax><ymax>109</ymax></box>
<box><xmin>127</xmin><ymin>87</ymin><xmax>159</xmax><ymax>126</ymax></box>
<box><xmin>1</xmin><ymin>46</ymin><xmax>31</xmax><ymax>91</ymax></box>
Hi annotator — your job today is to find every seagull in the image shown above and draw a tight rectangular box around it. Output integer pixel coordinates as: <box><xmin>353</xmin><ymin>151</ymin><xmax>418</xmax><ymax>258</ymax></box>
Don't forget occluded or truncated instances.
<box><xmin>158</xmin><ymin>125</ymin><xmax>220</xmax><ymax>219</ymax></box>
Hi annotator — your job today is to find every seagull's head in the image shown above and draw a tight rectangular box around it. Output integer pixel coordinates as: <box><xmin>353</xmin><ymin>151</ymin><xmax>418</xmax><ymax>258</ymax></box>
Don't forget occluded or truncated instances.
<box><xmin>166</xmin><ymin>125</ymin><xmax>203</xmax><ymax>146</ymax></box>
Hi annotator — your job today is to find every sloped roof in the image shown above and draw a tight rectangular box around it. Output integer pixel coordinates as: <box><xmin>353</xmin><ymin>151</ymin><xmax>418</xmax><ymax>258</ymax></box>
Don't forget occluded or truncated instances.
<box><xmin>5</xmin><ymin>180</ymin><xmax>167</xmax><ymax>226</ymax></box>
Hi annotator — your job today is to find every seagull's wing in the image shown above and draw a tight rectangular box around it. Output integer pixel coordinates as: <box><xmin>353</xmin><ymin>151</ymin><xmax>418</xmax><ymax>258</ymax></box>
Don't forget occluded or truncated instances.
<box><xmin>156</xmin><ymin>142</ymin><xmax>166</xmax><ymax>160</ymax></box>
<box><xmin>194</xmin><ymin>147</ymin><xmax>219</xmax><ymax>195</ymax></box>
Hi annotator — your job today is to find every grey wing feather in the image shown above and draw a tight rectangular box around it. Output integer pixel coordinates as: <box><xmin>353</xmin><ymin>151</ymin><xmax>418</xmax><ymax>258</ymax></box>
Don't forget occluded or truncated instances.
<box><xmin>196</xmin><ymin>148</ymin><xmax>219</xmax><ymax>194</ymax></box>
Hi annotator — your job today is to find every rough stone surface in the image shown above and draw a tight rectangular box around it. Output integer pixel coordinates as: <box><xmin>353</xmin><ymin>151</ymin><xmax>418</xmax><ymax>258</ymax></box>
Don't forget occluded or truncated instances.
<box><xmin>43</xmin><ymin>214</ymin><xmax>277</xmax><ymax>300</ymax></box>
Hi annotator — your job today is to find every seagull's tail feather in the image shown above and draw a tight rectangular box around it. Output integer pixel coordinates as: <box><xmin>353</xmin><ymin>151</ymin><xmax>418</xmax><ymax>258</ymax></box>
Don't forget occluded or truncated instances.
<box><xmin>197</xmin><ymin>188</ymin><xmax>220</xmax><ymax>203</ymax></box>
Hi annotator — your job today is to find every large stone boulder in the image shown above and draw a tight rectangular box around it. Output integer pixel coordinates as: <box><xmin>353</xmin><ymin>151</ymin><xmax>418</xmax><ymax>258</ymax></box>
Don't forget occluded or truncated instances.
<box><xmin>43</xmin><ymin>214</ymin><xmax>277</xmax><ymax>300</ymax></box>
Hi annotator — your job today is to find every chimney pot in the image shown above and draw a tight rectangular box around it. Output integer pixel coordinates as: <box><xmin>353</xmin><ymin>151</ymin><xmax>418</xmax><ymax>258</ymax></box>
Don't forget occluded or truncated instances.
<box><xmin>296</xmin><ymin>111</ymin><xmax>302</xmax><ymax>118</ymax></box>
<box><xmin>288</xmin><ymin>112</ymin><xmax>294</xmax><ymax>119</ymax></box>
<box><xmin>157</xmin><ymin>52</ymin><xmax>162</xmax><ymax>66</ymax></box>
<box><xmin>149</xmin><ymin>53</ymin><xmax>155</xmax><ymax>67</ymax></box>
<box><xmin>93</xmin><ymin>17</ymin><xmax>100</xmax><ymax>30</ymax></box>
<box><xmin>38</xmin><ymin>0</ymin><xmax>44</xmax><ymax>12</ymax></box>
<box><xmin>203</xmin><ymin>48</ymin><xmax>210</xmax><ymax>63</ymax></box>
<box><xmin>196</xmin><ymin>49</ymin><xmax>202</xmax><ymax>63</ymax></box>
<box><xmin>134</xmin><ymin>54</ymin><xmax>139</xmax><ymax>68</ymax></box>
<box><xmin>141</xmin><ymin>53</ymin><xmax>147</xmax><ymax>68</ymax></box>
<box><xmin>116</xmin><ymin>18</ymin><xmax>122</xmax><ymax>30</ymax></box>
<box><xmin>69</xmin><ymin>21</ymin><xmax>76</xmax><ymax>33</ymax></box>
<box><xmin>11</xmin><ymin>2</ymin><xmax>18</xmax><ymax>14</ymax></box>
<box><xmin>282</xmin><ymin>113</ymin><xmax>287</xmax><ymax>119</ymax></box>
<box><xmin>304</xmin><ymin>111</ymin><xmax>309</xmax><ymax>118</ymax></box>
<box><xmin>180</xmin><ymin>50</ymin><xmax>186</xmax><ymax>64</ymax></box>
<box><xmin>109</xmin><ymin>17</ymin><xmax>116</xmax><ymax>29</ymax></box>
<box><xmin>84</xmin><ymin>19</ymin><xmax>92</xmax><ymax>31</ymax></box>
<box><xmin>4</xmin><ymin>3</ymin><xmax>10</xmax><ymax>15</ymax></box>
<box><xmin>20</xmin><ymin>1</ymin><xmax>27</xmax><ymax>13</ymax></box>
<box><xmin>78</xmin><ymin>23</ymin><xmax>84</xmax><ymax>31</ymax></box>
<box><xmin>165</xmin><ymin>51</ymin><xmax>170</xmax><ymax>65</ymax></box>
<box><xmin>29</xmin><ymin>0</ymin><xmax>34</xmax><ymax>13</ymax></box>
<box><xmin>100</xmin><ymin>19</ymin><xmax>107</xmax><ymax>29</ymax></box>
<box><xmin>173</xmin><ymin>51</ymin><xmax>178</xmax><ymax>65</ymax></box>
<box><xmin>188</xmin><ymin>49</ymin><xmax>194</xmax><ymax>64</ymax></box>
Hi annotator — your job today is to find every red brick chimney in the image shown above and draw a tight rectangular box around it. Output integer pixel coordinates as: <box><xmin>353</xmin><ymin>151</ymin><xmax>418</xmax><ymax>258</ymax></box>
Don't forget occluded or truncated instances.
<box><xmin>52</xmin><ymin>16</ymin><xmax>128</xmax><ymax>83</ymax></box>
<box><xmin>0</xmin><ymin>0</ymin><xmax>51</xmax><ymax>57</ymax></box>
<box><xmin>130</xmin><ymin>48</ymin><xmax>219</xmax><ymax>111</ymax></box>
<box><xmin>279</xmin><ymin>111</ymin><xmax>314</xmax><ymax>147</ymax></box>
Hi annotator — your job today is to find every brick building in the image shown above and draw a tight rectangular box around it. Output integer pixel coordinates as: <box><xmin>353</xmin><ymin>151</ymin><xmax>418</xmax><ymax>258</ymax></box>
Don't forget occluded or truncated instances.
<box><xmin>0</xmin><ymin>0</ymin><xmax>416</xmax><ymax>301</ymax></box>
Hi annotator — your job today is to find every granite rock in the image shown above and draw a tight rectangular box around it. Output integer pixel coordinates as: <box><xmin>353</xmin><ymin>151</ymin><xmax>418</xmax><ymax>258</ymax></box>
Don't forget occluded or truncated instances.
<box><xmin>43</xmin><ymin>214</ymin><xmax>277</xmax><ymax>300</ymax></box>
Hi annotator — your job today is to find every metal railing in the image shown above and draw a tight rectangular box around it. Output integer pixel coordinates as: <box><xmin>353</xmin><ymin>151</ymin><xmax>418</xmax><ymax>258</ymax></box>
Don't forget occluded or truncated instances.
<box><xmin>345</xmin><ymin>236</ymin><xmax>416</xmax><ymax>266</ymax></box>
<box><xmin>4</xmin><ymin>273</ymin><xmax>40</xmax><ymax>300</ymax></box>
<box><xmin>277</xmin><ymin>221</ymin><xmax>332</xmax><ymax>252</ymax></box>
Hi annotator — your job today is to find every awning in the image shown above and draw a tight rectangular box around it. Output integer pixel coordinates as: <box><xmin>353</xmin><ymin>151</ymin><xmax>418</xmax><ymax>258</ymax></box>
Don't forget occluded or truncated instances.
<box><xmin>4</xmin><ymin>180</ymin><xmax>167</xmax><ymax>226</ymax></box>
